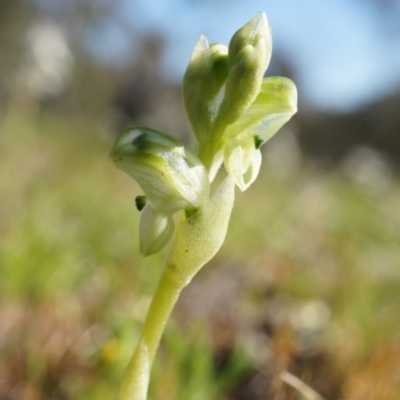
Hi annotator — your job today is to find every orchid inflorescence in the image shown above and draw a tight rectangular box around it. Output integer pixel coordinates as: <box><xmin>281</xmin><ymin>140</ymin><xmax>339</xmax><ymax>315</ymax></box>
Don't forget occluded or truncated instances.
<box><xmin>110</xmin><ymin>13</ymin><xmax>297</xmax><ymax>258</ymax></box>
<box><xmin>110</xmin><ymin>13</ymin><xmax>297</xmax><ymax>400</ymax></box>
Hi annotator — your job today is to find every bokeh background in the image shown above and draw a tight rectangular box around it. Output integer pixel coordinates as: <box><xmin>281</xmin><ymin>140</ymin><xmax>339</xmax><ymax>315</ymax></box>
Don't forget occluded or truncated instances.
<box><xmin>1</xmin><ymin>1</ymin><xmax>400</xmax><ymax>399</ymax></box>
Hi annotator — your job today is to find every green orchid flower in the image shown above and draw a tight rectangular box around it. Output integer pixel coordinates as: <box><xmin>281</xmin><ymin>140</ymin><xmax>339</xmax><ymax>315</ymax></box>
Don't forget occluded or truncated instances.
<box><xmin>183</xmin><ymin>13</ymin><xmax>297</xmax><ymax>188</ymax></box>
<box><xmin>110</xmin><ymin>127</ymin><xmax>210</xmax><ymax>255</ymax></box>
<box><xmin>223</xmin><ymin>76</ymin><xmax>298</xmax><ymax>190</ymax></box>
<box><xmin>111</xmin><ymin>13</ymin><xmax>297</xmax><ymax>400</ymax></box>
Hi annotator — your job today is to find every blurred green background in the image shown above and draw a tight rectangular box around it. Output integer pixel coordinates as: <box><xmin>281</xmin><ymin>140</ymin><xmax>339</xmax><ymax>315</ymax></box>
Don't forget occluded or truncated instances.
<box><xmin>1</xmin><ymin>1</ymin><xmax>400</xmax><ymax>399</ymax></box>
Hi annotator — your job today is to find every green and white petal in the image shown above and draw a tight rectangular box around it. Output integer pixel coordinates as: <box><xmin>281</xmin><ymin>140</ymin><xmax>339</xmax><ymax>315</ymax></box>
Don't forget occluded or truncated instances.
<box><xmin>110</xmin><ymin>128</ymin><xmax>210</xmax><ymax>214</ymax></box>
<box><xmin>139</xmin><ymin>205</ymin><xmax>175</xmax><ymax>257</ymax></box>
<box><xmin>223</xmin><ymin>76</ymin><xmax>297</xmax><ymax>145</ymax></box>
<box><xmin>224</xmin><ymin>137</ymin><xmax>262</xmax><ymax>191</ymax></box>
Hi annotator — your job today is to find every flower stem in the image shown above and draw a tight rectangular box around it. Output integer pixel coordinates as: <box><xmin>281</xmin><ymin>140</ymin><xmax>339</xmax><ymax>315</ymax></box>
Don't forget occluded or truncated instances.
<box><xmin>115</xmin><ymin>175</ymin><xmax>235</xmax><ymax>400</ymax></box>
<box><xmin>116</xmin><ymin>264</ymin><xmax>186</xmax><ymax>400</ymax></box>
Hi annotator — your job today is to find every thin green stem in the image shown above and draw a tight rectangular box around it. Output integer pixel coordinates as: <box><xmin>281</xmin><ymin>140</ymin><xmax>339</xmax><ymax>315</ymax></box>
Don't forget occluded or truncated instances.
<box><xmin>115</xmin><ymin>164</ymin><xmax>235</xmax><ymax>400</ymax></box>
<box><xmin>116</xmin><ymin>264</ymin><xmax>186</xmax><ymax>400</ymax></box>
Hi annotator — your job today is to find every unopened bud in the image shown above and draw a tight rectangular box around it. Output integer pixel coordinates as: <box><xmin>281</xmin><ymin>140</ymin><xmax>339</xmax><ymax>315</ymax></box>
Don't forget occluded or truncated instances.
<box><xmin>216</xmin><ymin>13</ymin><xmax>272</xmax><ymax>128</ymax></box>
<box><xmin>228</xmin><ymin>12</ymin><xmax>271</xmax><ymax>68</ymax></box>
<box><xmin>183</xmin><ymin>36</ymin><xmax>228</xmax><ymax>142</ymax></box>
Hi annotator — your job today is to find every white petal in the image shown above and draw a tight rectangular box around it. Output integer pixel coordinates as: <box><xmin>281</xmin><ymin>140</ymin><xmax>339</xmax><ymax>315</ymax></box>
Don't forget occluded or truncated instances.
<box><xmin>139</xmin><ymin>205</ymin><xmax>175</xmax><ymax>256</ymax></box>
<box><xmin>224</xmin><ymin>138</ymin><xmax>262</xmax><ymax>191</ymax></box>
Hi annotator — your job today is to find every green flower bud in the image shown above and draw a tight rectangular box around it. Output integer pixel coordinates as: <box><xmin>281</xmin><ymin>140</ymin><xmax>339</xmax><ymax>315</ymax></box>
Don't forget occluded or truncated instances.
<box><xmin>183</xmin><ymin>36</ymin><xmax>228</xmax><ymax>142</ymax></box>
<box><xmin>228</xmin><ymin>12</ymin><xmax>271</xmax><ymax>69</ymax></box>
<box><xmin>139</xmin><ymin>205</ymin><xmax>175</xmax><ymax>256</ymax></box>
<box><xmin>110</xmin><ymin>128</ymin><xmax>210</xmax><ymax>214</ymax></box>
<box><xmin>216</xmin><ymin>13</ymin><xmax>272</xmax><ymax>129</ymax></box>
<box><xmin>210</xmin><ymin>43</ymin><xmax>229</xmax><ymax>88</ymax></box>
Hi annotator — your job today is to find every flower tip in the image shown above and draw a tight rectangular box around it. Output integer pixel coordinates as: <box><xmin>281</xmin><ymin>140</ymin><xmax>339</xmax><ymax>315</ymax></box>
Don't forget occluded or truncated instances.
<box><xmin>251</xmin><ymin>12</ymin><xmax>271</xmax><ymax>41</ymax></box>
<box><xmin>194</xmin><ymin>33</ymin><xmax>209</xmax><ymax>53</ymax></box>
<box><xmin>256</xmin><ymin>12</ymin><xmax>268</xmax><ymax>25</ymax></box>
<box><xmin>246</xmin><ymin>12</ymin><xmax>269</xmax><ymax>42</ymax></box>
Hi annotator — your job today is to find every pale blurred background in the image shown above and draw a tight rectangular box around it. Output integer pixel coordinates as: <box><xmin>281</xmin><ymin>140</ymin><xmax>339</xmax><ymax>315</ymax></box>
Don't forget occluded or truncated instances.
<box><xmin>1</xmin><ymin>1</ymin><xmax>400</xmax><ymax>399</ymax></box>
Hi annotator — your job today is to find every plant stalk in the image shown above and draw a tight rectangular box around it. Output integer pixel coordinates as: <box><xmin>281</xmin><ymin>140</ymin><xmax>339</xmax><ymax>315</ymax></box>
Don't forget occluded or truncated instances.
<box><xmin>115</xmin><ymin>175</ymin><xmax>235</xmax><ymax>400</ymax></box>
<box><xmin>115</xmin><ymin>264</ymin><xmax>186</xmax><ymax>400</ymax></box>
